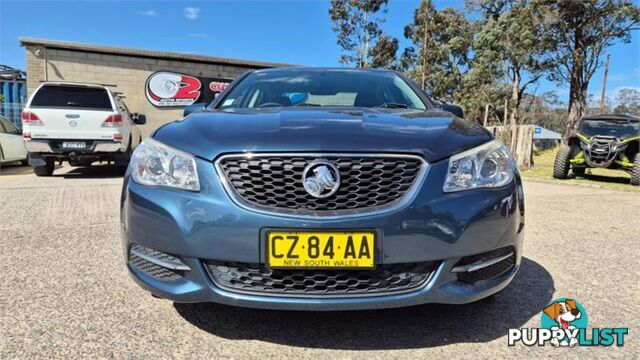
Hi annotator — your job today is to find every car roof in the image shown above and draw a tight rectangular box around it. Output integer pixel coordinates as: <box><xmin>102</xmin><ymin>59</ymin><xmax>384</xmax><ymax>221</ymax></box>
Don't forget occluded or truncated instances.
<box><xmin>582</xmin><ymin>113</ymin><xmax>640</xmax><ymax>122</ymax></box>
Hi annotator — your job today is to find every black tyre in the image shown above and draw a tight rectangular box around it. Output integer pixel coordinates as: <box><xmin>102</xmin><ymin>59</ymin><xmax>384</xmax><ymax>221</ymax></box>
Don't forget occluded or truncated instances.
<box><xmin>573</xmin><ymin>167</ymin><xmax>586</xmax><ymax>177</ymax></box>
<box><xmin>34</xmin><ymin>159</ymin><xmax>55</xmax><ymax>177</ymax></box>
<box><xmin>553</xmin><ymin>147</ymin><xmax>571</xmax><ymax>179</ymax></box>
<box><xmin>631</xmin><ymin>153</ymin><xmax>640</xmax><ymax>186</ymax></box>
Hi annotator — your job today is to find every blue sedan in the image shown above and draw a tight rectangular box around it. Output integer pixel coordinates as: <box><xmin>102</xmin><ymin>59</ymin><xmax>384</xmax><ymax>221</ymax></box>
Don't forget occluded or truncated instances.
<box><xmin>121</xmin><ymin>68</ymin><xmax>525</xmax><ymax>311</ymax></box>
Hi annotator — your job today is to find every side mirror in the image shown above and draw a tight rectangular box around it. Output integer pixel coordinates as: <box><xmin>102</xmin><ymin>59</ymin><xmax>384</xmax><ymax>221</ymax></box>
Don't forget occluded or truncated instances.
<box><xmin>132</xmin><ymin>113</ymin><xmax>147</xmax><ymax>125</ymax></box>
<box><xmin>440</xmin><ymin>104</ymin><xmax>464</xmax><ymax>118</ymax></box>
<box><xmin>183</xmin><ymin>103</ymin><xmax>207</xmax><ymax>117</ymax></box>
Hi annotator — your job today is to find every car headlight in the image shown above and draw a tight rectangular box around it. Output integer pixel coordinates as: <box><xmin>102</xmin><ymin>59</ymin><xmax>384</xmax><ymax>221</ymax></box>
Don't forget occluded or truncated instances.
<box><xmin>443</xmin><ymin>139</ymin><xmax>514</xmax><ymax>193</ymax></box>
<box><xmin>130</xmin><ymin>138</ymin><xmax>200</xmax><ymax>191</ymax></box>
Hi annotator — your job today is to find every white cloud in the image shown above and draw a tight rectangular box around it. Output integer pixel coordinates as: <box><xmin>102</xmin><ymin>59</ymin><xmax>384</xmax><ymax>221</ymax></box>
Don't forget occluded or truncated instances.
<box><xmin>187</xmin><ymin>33</ymin><xmax>208</xmax><ymax>38</ymax></box>
<box><xmin>139</xmin><ymin>10</ymin><xmax>157</xmax><ymax>17</ymax></box>
<box><xmin>184</xmin><ymin>7</ymin><xmax>200</xmax><ymax>20</ymax></box>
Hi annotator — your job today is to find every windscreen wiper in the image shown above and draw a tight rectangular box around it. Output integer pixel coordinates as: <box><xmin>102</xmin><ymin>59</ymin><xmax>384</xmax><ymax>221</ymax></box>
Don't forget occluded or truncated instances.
<box><xmin>378</xmin><ymin>103</ymin><xmax>408</xmax><ymax>109</ymax></box>
<box><xmin>296</xmin><ymin>103</ymin><xmax>323</xmax><ymax>107</ymax></box>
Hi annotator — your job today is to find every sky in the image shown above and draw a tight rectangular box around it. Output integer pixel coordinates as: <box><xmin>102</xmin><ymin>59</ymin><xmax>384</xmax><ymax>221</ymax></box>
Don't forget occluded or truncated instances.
<box><xmin>1</xmin><ymin>0</ymin><xmax>639</xmax><ymax>104</ymax></box>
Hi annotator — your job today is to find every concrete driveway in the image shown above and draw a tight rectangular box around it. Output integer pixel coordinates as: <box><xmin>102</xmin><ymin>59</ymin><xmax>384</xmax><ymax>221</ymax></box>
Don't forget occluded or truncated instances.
<box><xmin>1</xmin><ymin>163</ymin><xmax>638</xmax><ymax>358</ymax></box>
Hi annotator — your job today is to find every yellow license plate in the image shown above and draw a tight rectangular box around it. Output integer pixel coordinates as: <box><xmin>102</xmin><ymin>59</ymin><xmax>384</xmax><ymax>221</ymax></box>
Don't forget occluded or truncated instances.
<box><xmin>267</xmin><ymin>231</ymin><xmax>376</xmax><ymax>269</ymax></box>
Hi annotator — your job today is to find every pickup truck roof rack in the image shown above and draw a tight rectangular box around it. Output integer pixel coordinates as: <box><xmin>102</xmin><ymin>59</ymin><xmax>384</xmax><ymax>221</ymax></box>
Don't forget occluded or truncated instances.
<box><xmin>39</xmin><ymin>81</ymin><xmax>118</xmax><ymax>88</ymax></box>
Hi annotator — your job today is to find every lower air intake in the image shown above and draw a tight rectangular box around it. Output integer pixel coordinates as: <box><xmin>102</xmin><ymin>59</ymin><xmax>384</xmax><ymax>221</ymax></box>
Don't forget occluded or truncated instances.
<box><xmin>453</xmin><ymin>246</ymin><xmax>516</xmax><ymax>283</ymax></box>
<box><xmin>128</xmin><ymin>244</ymin><xmax>188</xmax><ymax>281</ymax></box>
<box><xmin>205</xmin><ymin>261</ymin><xmax>439</xmax><ymax>297</ymax></box>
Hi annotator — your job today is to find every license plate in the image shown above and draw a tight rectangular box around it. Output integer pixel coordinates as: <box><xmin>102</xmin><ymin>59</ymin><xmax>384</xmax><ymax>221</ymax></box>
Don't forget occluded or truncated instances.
<box><xmin>267</xmin><ymin>230</ymin><xmax>375</xmax><ymax>269</ymax></box>
<box><xmin>62</xmin><ymin>142</ymin><xmax>86</xmax><ymax>149</ymax></box>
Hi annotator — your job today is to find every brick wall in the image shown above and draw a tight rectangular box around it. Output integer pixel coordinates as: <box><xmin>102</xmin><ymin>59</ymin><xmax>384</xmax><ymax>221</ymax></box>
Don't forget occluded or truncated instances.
<box><xmin>24</xmin><ymin>45</ymin><xmax>255</xmax><ymax>136</ymax></box>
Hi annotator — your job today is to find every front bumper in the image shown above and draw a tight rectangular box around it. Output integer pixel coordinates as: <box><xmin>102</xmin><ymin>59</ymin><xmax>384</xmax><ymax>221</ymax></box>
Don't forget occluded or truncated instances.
<box><xmin>120</xmin><ymin>157</ymin><xmax>525</xmax><ymax>310</ymax></box>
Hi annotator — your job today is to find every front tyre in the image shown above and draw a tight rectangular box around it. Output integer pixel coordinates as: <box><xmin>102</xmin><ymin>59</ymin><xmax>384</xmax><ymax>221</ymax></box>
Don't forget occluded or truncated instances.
<box><xmin>631</xmin><ymin>153</ymin><xmax>640</xmax><ymax>186</ymax></box>
<box><xmin>34</xmin><ymin>159</ymin><xmax>55</xmax><ymax>177</ymax></box>
<box><xmin>553</xmin><ymin>147</ymin><xmax>571</xmax><ymax>179</ymax></box>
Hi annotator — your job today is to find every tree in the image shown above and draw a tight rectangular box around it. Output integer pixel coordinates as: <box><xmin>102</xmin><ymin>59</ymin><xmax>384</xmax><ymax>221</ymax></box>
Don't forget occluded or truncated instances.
<box><xmin>370</xmin><ymin>35</ymin><xmax>400</xmax><ymax>69</ymax></box>
<box><xmin>473</xmin><ymin>0</ymin><xmax>553</xmax><ymax>150</ymax></box>
<box><xmin>403</xmin><ymin>1</ymin><xmax>473</xmax><ymax>101</ymax></box>
<box><xmin>329</xmin><ymin>0</ymin><xmax>392</xmax><ymax>67</ymax></box>
<box><xmin>614</xmin><ymin>87</ymin><xmax>640</xmax><ymax>114</ymax></box>
<box><xmin>538</xmin><ymin>0</ymin><xmax>640</xmax><ymax>143</ymax></box>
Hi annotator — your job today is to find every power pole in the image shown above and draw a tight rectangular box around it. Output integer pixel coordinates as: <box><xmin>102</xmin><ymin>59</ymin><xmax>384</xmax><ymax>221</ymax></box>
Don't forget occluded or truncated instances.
<box><xmin>600</xmin><ymin>54</ymin><xmax>611</xmax><ymax>113</ymax></box>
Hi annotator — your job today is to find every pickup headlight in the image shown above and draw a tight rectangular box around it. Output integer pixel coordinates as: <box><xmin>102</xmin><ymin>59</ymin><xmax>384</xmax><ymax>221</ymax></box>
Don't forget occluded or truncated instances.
<box><xmin>443</xmin><ymin>140</ymin><xmax>514</xmax><ymax>193</ymax></box>
<box><xmin>131</xmin><ymin>138</ymin><xmax>200</xmax><ymax>191</ymax></box>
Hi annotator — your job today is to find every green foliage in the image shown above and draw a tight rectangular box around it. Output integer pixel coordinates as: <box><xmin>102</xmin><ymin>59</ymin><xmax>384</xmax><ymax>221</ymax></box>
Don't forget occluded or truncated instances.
<box><xmin>329</xmin><ymin>0</ymin><xmax>393</xmax><ymax>67</ymax></box>
<box><xmin>370</xmin><ymin>35</ymin><xmax>400</xmax><ymax>69</ymax></box>
<box><xmin>614</xmin><ymin>88</ymin><xmax>640</xmax><ymax>115</ymax></box>
<box><xmin>537</xmin><ymin>0</ymin><xmax>640</xmax><ymax>140</ymax></box>
<box><xmin>403</xmin><ymin>1</ymin><xmax>474</xmax><ymax>102</ymax></box>
<box><xmin>326</xmin><ymin>0</ymin><xmax>640</xmax><ymax>137</ymax></box>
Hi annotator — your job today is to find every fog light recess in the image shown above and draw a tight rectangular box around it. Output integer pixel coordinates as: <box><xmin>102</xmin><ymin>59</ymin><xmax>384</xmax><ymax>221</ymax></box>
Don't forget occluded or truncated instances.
<box><xmin>128</xmin><ymin>244</ymin><xmax>190</xmax><ymax>281</ymax></box>
<box><xmin>451</xmin><ymin>246</ymin><xmax>515</xmax><ymax>283</ymax></box>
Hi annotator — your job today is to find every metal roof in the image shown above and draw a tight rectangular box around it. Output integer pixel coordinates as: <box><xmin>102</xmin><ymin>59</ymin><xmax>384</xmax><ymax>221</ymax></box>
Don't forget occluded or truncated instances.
<box><xmin>19</xmin><ymin>37</ymin><xmax>294</xmax><ymax>69</ymax></box>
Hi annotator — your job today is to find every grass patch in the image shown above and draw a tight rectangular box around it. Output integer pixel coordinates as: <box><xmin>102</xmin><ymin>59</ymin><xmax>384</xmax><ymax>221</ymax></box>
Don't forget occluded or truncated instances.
<box><xmin>520</xmin><ymin>147</ymin><xmax>640</xmax><ymax>192</ymax></box>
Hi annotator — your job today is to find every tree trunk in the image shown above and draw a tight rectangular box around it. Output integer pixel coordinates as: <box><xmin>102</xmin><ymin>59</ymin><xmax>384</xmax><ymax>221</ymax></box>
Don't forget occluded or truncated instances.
<box><xmin>509</xmin><ymin>71</ymin><xmax>520</xmax><ymax>152</ymax></box>
<box><xmin>563</xmin><ymin>78</ymin><xmax>587</xmax><ymax>144</ymax></box>
<box><xmin>502</xmin><ymin>97</ymin><xmax>508</xmax><ymax>126</ymax></box>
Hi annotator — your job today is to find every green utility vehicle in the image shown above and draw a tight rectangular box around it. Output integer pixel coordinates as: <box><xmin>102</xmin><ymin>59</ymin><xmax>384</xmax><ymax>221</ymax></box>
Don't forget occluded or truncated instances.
<box><xmin>553</xmin><ymin>113</ymin><xmax>640</xmax><ymax>185</ymax></box>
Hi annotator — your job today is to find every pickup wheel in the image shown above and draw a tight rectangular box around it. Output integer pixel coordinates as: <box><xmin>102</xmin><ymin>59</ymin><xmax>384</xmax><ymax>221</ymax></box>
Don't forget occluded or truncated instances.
<box><xmin>34</xmin><ymin>159</ymin><xmax>55</xmax><ymax>177</ymax></box>
<box><xmin>553</xmin><ymin>147</ymin><xmax>571</xmax><ymax>179</ymax></box>
<box><xmin>631</xmin><ymin>153</ymin><xmax>640</xmax><ymax>186</ymax></box>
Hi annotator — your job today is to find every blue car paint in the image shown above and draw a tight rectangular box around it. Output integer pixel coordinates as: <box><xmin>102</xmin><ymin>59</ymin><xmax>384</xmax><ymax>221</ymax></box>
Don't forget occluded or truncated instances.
<box><xmin>153</xmin><ymin>108</ymin><xmax>491</xmax><ymax>163</ymax></box>
<box><xmin>120</xmin><ymin>68</ymin><xmax>525</xmax><ymax>311</ymax></box>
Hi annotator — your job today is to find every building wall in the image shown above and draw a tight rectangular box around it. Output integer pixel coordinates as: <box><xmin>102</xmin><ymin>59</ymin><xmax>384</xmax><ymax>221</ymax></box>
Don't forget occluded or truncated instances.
<box><xmin>24</xmin><ymin>45</ymin><xmax>255</xmax><ymax>136</ymax></box>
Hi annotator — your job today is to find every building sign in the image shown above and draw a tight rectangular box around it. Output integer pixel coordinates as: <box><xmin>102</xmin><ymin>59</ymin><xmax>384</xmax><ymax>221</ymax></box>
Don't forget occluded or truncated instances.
<box><xmin>145</xmin><ymin>71</ymin><xmax>232</xmax><ymax>107</ymax></box>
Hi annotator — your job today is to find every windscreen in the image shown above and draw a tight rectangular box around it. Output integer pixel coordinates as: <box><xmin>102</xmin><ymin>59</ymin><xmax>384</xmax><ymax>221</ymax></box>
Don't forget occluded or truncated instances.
<box><xmin>31</xmin><ymin>85</ymin><xmax>113</xmax><ymax>110</ymax></box>
<box><xmin>218</xmin><ymin>70</ymin><xmax>428</xmax><ymax>110</ymax></box>
<box><xmin>578</xmin><ymin>119</ymin><xmax>640</xmax><ymax>139</ymax></box>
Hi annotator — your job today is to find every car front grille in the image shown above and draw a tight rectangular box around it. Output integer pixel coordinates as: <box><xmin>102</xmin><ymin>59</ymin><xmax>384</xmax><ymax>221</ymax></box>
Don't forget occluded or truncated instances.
<box><xmin>215</xmin><ymin>154</ymin><xmax>426</xmax><ymax>215</ymax></box>
<box><xmin>205</xmin><ymin>261</ymin><xmax>439</xmax><ymax>297</ymax></box>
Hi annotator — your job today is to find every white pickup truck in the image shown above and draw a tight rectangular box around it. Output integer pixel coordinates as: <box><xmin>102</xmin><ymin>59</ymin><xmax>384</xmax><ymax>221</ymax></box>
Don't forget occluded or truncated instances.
<box><xmin>22</xmin><ymin>82</ymin><xmax>146</xmax><ymax>176</ymax></box>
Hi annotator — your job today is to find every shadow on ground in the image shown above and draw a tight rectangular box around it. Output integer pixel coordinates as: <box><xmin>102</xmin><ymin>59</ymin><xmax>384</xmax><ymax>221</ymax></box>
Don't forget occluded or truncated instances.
<box><xmin>58</xmin><ymin>165</ymin><xmax>124</xmax><ymax>179</ymax></box>
<box><xmin>0</xmin><ymin>162</ymin><xmax>30</xmax><ymax>175</ymax></box>
<box><xmin>174</xmin><ymin>257</ymin><xmax>553</xmax><ymax>350</ymax></box>
<box><xmin>579</xmin><ymin>173</ymin><xmax>631</xmax><ymax>185</ymax></box>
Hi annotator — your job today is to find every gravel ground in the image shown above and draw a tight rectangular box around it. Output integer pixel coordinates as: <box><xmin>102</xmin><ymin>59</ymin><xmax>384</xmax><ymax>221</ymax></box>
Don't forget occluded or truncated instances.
<box><xmin>1</xmin><ymin>163</ymin><xmax>638</xmax><ymax>359</ymax></box>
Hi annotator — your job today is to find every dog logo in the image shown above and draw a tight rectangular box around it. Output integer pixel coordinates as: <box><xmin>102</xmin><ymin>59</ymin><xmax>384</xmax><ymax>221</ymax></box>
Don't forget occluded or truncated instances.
<box><xmin>541</xmin><ymin>298</ymin><xmax>588</xmax><ymax>347</ymax></box>
<box><xmin>302</xmin><ymin>162</ymin><xmax>340</xmax><ymax>198</ymax></box>
<box><xmin>509</xmin><ymin>297</ymin><xmax>627</xmax><ymax>347</ymax></box>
